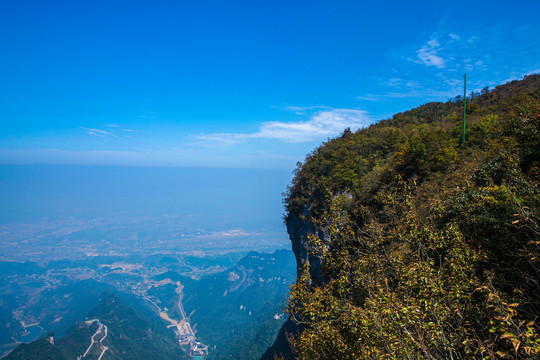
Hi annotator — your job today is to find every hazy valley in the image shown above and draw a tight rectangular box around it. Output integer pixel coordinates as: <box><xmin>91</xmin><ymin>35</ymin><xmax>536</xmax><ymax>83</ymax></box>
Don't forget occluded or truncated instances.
<box><xmin>2</xmin><ymin>1</ymin><xmax>539</xmax><ymax>358</ymax></box>
<box><xmin>1</xmin><ymin>246</ymin><xmax>295</xmax><ymax>359</ymax></box>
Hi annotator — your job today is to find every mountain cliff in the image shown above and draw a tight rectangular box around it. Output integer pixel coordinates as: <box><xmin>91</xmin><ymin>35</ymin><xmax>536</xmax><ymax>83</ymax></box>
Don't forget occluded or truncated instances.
<box><xmin>263</xmin><ymin>74</ymin><xmax>540</xmax><ymax>359</ymax></box>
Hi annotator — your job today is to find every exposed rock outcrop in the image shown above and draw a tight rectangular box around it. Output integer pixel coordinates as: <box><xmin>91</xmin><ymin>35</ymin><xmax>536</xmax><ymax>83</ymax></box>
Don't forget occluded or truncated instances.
<box><xmin>285</xmin><ymin>204</ymin><xmax>326</xmax><ymax>286</ymax></box>
<box><xmin>259</xmin><ymin>319</ymin><xmax>304</xmax><ymax>360</ymax></box>
<box><xmin>261</xmin><ymin>206</ymin><xmax>326</xmax><ymax>359</ymax></box>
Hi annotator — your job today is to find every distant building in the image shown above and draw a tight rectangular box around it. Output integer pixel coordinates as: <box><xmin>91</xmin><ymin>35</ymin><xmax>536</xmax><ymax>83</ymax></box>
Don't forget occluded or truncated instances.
<box><xmin>190</xmin><ymin>340</ymin><xmax>208</xmax><ymax>360</ymax></box>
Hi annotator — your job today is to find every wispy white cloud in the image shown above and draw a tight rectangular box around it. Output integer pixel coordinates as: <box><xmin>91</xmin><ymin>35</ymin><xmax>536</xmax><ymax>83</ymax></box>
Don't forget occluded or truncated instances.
<box><xmin>525</xmin><ymin>68</ymin><xmax>540</xmax><ymax>76</ymax></box>
<box><xmin>383</xmin><ymin>78</ymin><xmax>419</xmax><ymax>88</ymax></box>
<box><xmin>257</xmin><ymin>109</ymin><xmax>369</xmax><ymax>141</ymax></box>
<box><xmin>139</xmin><ymin>110</ymin><xmax>158</xmax><ymax>120</ymax></box>
<box><xmin>359</xmin><ymin>91</ymin><xmax>452</xmax><ymax>103</ymax></box>
<box><xmin>196</xmin><ymin>133</ymin><xmax>250</xmax><ymax>145</ymax></box>
<box><xmin>375</xmin><ymin>21</ymin><xmax>540</xmax><ymax>107</ymax></box>
<box><xmin>417</xmin><ymin>39</ymin><xmax>446</xmax><ymax>69</ymax></box>
<box><xmin>356</xmin><ymin>95</ymin><xmax>381</xmax><ymax>102</ymax></box>
<box><xmin>386</xmin><ymin>78</ymin><xmax>404</xmax><ymax>86</ymax></box>
<box><xmin>282</xmin><ymin>105</ymin><xmax>327</xmax><ymax>115</ymax></box>
<box><xmin>197</xmin><ymin>108</ymin><xmax>371</xmax><ymax>144</ymax></box>
<box><xmin>80</xmin><ymin>125</ymin><xmax>137</xmax><ymax>138</ymax></box>
<box><xmin>80</xmin><ymin>127</ymin><xmax>119</xmax><ymax>138</ymax></box>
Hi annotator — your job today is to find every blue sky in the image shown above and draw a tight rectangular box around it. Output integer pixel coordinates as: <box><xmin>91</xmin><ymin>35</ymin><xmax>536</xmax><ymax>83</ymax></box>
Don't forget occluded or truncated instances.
<box><xmin>1</xmin><ymin>0</ymin><xmax>539</xmax><ymax>169</ymax></box>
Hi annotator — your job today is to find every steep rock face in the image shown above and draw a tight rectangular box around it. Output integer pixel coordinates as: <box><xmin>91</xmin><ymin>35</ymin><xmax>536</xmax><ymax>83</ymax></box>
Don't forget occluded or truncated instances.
<box><xmin>259</xmin><ymin>319</ymin><xmax>305</xmax><ymax>360</ymax></box>
<box><xmin>260</xmin><ymin>209</ymin><xmax>323</xmax><ymax>360</ymax></box>
<box><xmin>285</xmin><ymin>207</ymin><xmax>325</xmax><ymax>286</ymax></box>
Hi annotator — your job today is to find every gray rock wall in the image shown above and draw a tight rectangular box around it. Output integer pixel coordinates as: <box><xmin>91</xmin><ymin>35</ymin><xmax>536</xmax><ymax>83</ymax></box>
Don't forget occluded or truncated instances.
<box><xmin>285</xmin><ymin>204</ymin><xmax>326</xmax><ymax>286</ymax></box>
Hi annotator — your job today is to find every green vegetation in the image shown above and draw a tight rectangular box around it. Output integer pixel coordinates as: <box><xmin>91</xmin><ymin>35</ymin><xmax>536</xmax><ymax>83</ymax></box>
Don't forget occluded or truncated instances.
<box><xmin>282</xmin><ymin>75</ymin><xmax>540</xmax><ymax>359</ymax></box>
<box><xmin>183</xmin><ymin>250</ymin><xmax>296</xmax><ymax>360</ymax></box>
<box><xmin>5</xmin><ymin>293</ymin><xmax>189</xmax><ymax>360</ymax></box>
<box><xmin>1</xmin><ymin>251</ymin><xmax>293</xmax><ymax>360</ymax></box>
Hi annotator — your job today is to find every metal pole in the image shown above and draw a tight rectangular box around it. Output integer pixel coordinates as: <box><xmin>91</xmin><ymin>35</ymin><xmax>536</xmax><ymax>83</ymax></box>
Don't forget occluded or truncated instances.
<box><xmin>462</xmin><ymin>73</ymin><xmax>467</xmax><ymax>148</ymax></box>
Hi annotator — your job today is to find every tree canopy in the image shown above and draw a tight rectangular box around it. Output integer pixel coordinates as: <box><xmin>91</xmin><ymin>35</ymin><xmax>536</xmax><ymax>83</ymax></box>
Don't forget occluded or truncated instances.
<box><xmin>282</xmin><ymin>75</ymin><xmax>540</xmax><ymax>359</ymax></box>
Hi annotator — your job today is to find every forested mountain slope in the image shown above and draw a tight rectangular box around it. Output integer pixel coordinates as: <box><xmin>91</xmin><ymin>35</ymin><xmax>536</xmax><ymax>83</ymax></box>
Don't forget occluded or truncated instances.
<box><xmin>5</xmin><ymin>293</ymin><xmax>188</xmax><ymax>360</ymax></box>
<box><xmin>183</xmin><ymin>250</ymin><xmax>296</xmax><ymax>360</ymax></box>
<box><xmin>266</xmin><ymin>74</ymin><xmax>540</xmax><ymax>359</ymax></box>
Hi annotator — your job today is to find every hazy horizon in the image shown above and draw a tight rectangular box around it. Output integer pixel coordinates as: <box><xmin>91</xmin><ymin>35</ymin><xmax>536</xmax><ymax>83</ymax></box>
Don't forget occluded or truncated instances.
<box><xmin>0</xmin><ymin>164</ymin><xmax>293</xmax><ymax>261</ymax></box>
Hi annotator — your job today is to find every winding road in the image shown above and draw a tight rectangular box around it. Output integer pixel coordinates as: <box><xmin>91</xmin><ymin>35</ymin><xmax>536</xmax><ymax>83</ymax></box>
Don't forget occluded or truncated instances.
<box><xmin>81</xmin><ymin>319</ymin><xmax>108</xmax><ymax>359</ymax></box>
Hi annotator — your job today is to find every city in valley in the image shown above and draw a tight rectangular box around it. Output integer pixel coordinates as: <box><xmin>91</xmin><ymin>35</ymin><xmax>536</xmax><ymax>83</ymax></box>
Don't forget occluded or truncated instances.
<box><xmin>0</xmin><ymin>214</ymin><xmax>294</xmax><ymax>359</ymax></box>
